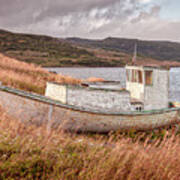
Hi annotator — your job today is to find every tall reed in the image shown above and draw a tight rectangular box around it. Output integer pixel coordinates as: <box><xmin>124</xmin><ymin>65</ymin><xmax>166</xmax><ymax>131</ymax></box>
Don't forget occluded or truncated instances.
<box><xmin>0</xmin><ymin>108</ymin><xmax>180</xmax><ymax>179</ymax></box>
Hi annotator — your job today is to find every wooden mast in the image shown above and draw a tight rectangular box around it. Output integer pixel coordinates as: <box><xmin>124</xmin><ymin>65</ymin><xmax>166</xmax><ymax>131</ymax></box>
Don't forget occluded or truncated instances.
<box><xmin>132</xmin><ymin>43</ymin><xmax>137</xmax><ymax>65</ymax></box>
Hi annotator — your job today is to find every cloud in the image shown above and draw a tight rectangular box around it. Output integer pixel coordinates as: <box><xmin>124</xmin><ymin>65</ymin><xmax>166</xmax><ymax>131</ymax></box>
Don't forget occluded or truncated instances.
<box><xmin>0</xmin><ymin>0</ymin><xmax>120</xmax><ymax>21</ymax></box>
<box><xmin>131</xmin><ymin>5</ymin><xmax>161</xmax><ymax>23</ymax></box>
<box><xmin>0</xmin><ymin>0</ymin><xmax>139</xmax><ymax>32</ymax></box>
<box><xmin>0</xmin><ymin>0</ymin><xmax>179</xmax><ymax>42</ymax></box>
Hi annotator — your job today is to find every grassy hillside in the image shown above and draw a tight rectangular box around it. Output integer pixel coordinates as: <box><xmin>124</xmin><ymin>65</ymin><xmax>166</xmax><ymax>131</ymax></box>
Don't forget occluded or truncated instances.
<box><xmin>0</xmin><ymin>53</ymin><xmax>81</xmax><ymax>94</ymax></box>
<box><xmin>0</xmin><ymin>29</ymin><xmax>128</xmax><ymax>67</ymax></box>
<box><xmin>66</xmin><ymin>37</ymin><xmax>180</xmax><ymax>62</ymax></box>
<box><xmin>1</xmin><ymin>29</ymin><xmax>180</xmax><ymax>67</ymax></box>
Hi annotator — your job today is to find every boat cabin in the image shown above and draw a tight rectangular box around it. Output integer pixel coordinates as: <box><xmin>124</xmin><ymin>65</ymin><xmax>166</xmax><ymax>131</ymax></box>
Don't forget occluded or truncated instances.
<box><xmin>126</xmin><ymin>65</ymin><xmax>169</xmax><ymax>111</ymax></box>
<box><xmin>45</xmin><ymin>66</ymin><xmax>170</xmax><ymax>112</ymax></box>
<box><xmin>45</xmin><ymin>81</ymin><xmax>132</xmax><ymax>113</ymax></box>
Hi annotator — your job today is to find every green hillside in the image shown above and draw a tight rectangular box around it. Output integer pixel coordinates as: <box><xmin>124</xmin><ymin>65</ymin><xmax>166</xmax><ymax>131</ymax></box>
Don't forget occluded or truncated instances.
<box><xmin>1</xmin><ymin>29</ymin><xmax>180</xmax><ymax>67</ymax></box>
<box><xmin>66</xmin><ymin>37</ymin><xmax>180</xmax><ymax>62</ymax></box>
<box><xmin>0</xmin><ymin>29</ymin><xmax>127</xmax><ymax>67</ymax></box>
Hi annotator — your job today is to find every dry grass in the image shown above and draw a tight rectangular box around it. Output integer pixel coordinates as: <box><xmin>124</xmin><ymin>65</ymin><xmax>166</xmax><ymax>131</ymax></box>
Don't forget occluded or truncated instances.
<box><xmin>0</xmin><ymin>53</ymin><xmax>111</xmax><ymax>94</ymax></box>
<box><xmin>0</xmin><ymin>53</ymin><xmax>81</xmax><ymax>94</ymax></box>
<box><xmin>0</xmin><ymin>107</ymin><xmax>180</xmax><ymax>179</ymax></box>
<box><xmin>1</xmin><ymin>53</ymin><xmax>180</xmax><ymax>179</ymax></box>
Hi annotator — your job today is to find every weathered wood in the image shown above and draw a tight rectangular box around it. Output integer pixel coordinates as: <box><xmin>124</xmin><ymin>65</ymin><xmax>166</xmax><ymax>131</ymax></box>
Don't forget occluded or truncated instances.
<box><xmin>0</xmin><ymin>85</ymin><xmax>179</xmax><ymax>133</ymax></box>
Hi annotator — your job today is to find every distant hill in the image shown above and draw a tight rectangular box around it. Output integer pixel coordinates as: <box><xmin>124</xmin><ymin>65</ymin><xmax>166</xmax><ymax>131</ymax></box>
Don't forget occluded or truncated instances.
<box><xmin>1</xmin><ymin>29</ymin><xmax>180</xmax><ymax>67</ymax></box>
<box><xmin>66</xmin><ymin>37</ymin><xmax>180</xmax><ymax>62</ymax></box>
<box><xmin>0</xmin><ymin>29</ymin><xmax>97</xmax><ymax>67</ymax></box>
<box><xmin>0</xmin><ymin>29</ymin><xmax>132</xmax><ymax>67</ymax></box>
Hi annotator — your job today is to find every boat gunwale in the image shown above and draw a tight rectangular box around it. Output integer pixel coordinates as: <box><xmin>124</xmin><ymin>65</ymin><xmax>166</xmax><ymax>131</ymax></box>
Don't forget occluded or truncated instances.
<box><xmin>0</xmin><ymin>85</ymin><xmax>180</xmax><ymax>116</ymax></box>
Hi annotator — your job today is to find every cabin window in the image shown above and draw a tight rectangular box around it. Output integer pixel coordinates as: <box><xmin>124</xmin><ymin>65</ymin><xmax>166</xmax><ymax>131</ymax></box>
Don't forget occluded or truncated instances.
<box><xmin>132</xmin><ymin>70</ymin><xmax>136</xmax><ymax>82</ymax></box>
<box><xmin>126</xmin><ymin>69</ymin><xmax>131</xmax><ymax>82</ymax></box>
<box><xmin>129</xmin><ymin>69</ymin><xmax>143</xmax><ymax>83</ymax></box>
<box><xmin>135</xmin><ymin>70</ymin><xmax>139</xmax><ymax>82</ymax></box>
<box><xmin>145</xmin><ymin>71</ymin><xmax>153</xmax><ymax>85</ymax></box>
<box><xmin>138</xmin><ymin>70</ymin><xmax>143</xmax><ymax>83</ymax></box>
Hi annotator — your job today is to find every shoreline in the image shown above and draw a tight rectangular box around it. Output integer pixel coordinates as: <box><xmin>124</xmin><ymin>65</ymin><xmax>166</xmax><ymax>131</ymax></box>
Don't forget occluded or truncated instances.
<box><xmin>43</xmin><ymin>65</ymin><xmax>180</xmax><ymax>68</ymax></box>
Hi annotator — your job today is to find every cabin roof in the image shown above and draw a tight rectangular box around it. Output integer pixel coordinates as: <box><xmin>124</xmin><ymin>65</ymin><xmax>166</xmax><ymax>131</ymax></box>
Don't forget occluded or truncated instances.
<box><xmin>126</xmin><ymin>65</ymin><xmax>170</xmax><ymax>70</ymax></box>
<box><xmin>47</xmin><ymin>81</ymin><xmax>128</xmax><ymax>92</ymax></box>
<box><xmin>81</xmin><ymin>81</ymin><xmax>121</xmax><ymax>86</ymax></box>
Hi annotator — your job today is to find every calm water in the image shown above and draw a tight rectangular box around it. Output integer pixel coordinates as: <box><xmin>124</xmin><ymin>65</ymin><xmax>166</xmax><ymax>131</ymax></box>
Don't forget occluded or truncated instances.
<box><xmin>46</xmin><ymin>67</ymin><xmax>180</xmax><ymax>102</ymax></box>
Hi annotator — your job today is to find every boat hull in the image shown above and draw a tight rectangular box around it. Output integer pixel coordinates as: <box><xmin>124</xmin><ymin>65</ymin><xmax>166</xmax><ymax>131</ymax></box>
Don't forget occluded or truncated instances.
<box><xmin>0</xmin><ymin>86</ymin><xmax>179</xmax><ymax>133</ymax></box>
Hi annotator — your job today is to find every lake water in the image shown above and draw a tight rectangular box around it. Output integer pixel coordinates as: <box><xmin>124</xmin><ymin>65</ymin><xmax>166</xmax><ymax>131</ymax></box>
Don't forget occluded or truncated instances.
<box><xmin>46</xmin><ymin>67</ymin><xmax>180</xmax><ymax>102</ymax></box>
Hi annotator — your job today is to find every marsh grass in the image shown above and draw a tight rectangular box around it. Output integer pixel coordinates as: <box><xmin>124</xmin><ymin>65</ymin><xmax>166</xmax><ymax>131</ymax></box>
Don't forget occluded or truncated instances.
<box><xmin>0</xmin><ymin>54</ymin><xmax>81</xmax><ymax>94</ymax></box>
<box><xmin>0</xmin><ymin>108</ymin><xmax>180</xmax><ymax>179</ymax></box>
<box><xmin>1</xmin><ymin>53</ymin><xmax>180</xmax><ymax>179</ymax></box>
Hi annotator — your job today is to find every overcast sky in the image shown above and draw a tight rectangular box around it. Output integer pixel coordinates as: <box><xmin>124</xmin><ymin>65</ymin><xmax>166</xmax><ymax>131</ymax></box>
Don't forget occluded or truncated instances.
<box><xmin>0</xmin><ymin>0</ymin><xmax>180</xmax><ymax>41</ymax></box>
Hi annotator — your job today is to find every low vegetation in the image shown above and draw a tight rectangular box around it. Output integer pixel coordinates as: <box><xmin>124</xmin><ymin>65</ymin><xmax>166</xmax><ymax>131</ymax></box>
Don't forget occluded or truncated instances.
<box><xmin>0</xmin><ymin>108</ymin><xmax>180</xmax><ymax>179</ymax></box>
<box><xmin>1</xmin><ymin>37</ymin><xmax>180</xmax><ymax>179</ymax></box>
<box><xmin>67</xmin><ymin>37</ymin><xmax>180</xmax><ymax>62</ymax></box>
<box><xmin>3</xmin><ymin>29</ymin><xmax>179</xmax><ymax>67</ymax></box>
<box><xmin>0</xmin><ymin>53</ymin><xmax>81</xmax><ymax>94</ymax></box>
<box><xmin>0</xmin><ymin>29</ymin><xmax>128</xmax><ymax>67</ymax></box>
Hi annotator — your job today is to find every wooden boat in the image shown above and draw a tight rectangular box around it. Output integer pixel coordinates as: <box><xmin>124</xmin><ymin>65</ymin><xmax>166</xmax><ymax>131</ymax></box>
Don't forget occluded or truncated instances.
<box><xmin>0</xmin><ymin>85</ymin><xmax>180</xmax><ymax>133</ymax></box>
